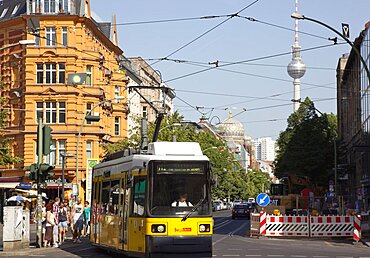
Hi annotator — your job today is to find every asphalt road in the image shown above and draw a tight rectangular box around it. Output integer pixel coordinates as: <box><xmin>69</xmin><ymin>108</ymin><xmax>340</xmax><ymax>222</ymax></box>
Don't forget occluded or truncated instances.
<box><xmin>1</xmin><ymin>211</ymin><xmax>370</xmax><ymax>257</ymax></box>
<box><xmin>213</xmin><ymin>210</ymin><xmax>370</xmax><ymax>258</ymax></box>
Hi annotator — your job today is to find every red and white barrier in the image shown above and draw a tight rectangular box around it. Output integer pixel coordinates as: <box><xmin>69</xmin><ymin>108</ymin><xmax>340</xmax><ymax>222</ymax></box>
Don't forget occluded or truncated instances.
<box><xmin>263</xmin><ymin>214</ymin><xmax>309</xmax><ymax>237</ymax></box>
<box><xmin>260</xmin><ymin>211</ymin><xmax>266</xmax><ymax>235</ymax></box>
<box><xmin>354</xmin><ymin>215</ymin><xmax>361</xmax><ymax>242</ymax></box>
<box><xmin>310</xmin><ymin>216</ymin><xmax>353</xmax><ymax>237</ymax></box>
<box><xmin>256</xmin><ymin>213</ymin><xmax>361</xmax><ymax>240</ymax></box>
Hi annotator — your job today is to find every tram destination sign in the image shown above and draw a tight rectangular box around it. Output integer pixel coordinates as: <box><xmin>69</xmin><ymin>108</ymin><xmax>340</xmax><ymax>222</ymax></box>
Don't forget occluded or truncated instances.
<box><xmin>155</xmin><ymin>162</ymin><xmax>205</xmax><ymax>174</ymax></box>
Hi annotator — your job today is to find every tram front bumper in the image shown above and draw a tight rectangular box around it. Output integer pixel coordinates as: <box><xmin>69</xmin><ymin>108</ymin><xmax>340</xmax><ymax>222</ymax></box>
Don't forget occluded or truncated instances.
<box><xmin>146</xmin><ymin>235</ymin><xmax>212</xmax><ymax>257</ymax></box>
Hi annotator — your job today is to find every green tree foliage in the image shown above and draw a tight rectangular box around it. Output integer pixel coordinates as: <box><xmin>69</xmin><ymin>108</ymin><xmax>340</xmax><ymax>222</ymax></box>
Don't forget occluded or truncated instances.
<box><xmin>0</xmin><ymin>96</ymin><xmax>22</xmax><ymax>165</ymax></box>
<box><xmin>274</xmin><ymin>97</ymin><xmax>337</xmax><ymax>187</ymax></box>
<box><xmin>102</xmin><ymin>112</ymin><xmax>271</xmax><ymax>200</ymax></box>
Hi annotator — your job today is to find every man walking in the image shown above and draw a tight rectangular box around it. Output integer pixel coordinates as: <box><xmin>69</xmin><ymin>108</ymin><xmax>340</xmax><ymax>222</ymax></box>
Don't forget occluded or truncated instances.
<box><xmin>71</xmin><ymin>197</ymin><xmax>84</xmax><ymax>243</ymax></box>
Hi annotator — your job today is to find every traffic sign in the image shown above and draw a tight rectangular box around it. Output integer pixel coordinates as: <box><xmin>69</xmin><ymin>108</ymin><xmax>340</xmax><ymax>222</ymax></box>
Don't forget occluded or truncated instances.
<box><xmin>256</xmin><ymin>193</ymin><xmax>270</xmax><ymax>207</ymax></box>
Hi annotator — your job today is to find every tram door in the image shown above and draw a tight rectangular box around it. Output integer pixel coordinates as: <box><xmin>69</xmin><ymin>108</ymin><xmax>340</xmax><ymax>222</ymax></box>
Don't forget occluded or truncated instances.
<box><xmin>128</xmin><ymin>176</ymin><xmax>146</xmax><ymax>253</ymax></box>
<box><xmin>122</xmin><ymin>173</ymin><xmax>131</xmax><ymax>251</ymax></box>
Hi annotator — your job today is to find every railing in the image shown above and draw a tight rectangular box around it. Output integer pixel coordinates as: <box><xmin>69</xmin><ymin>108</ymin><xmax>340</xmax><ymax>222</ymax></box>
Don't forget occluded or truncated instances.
<box><xmin>27</xmin><ymin>0</ymin><xmax>78</xmax><ymax>15</ymax></box>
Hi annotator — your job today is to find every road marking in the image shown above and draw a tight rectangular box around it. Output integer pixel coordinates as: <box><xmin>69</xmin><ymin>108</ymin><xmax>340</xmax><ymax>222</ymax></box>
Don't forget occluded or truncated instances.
<box><xmin>214</xmin><ymin>220</ymin><xmax>233</xmax><ymax>230</ymax></box>
<box><xmin>213</xmin><ymin>223</ymin><xmax>247</xmax><ymax>245</ymax></box>
<box><xmin>324</xmin><ymin>241</ymin><xmax>334</xmax><ymax>246</ymax></box>
<box><xmin>222</xmin><ymin>255</ymin><xmax>240</xmax><ymax>257</ymax></box>
<box><xmin>267</xmin><ymin>255</ymin><xmax>284</xmax><ymax>257</ymax></box>
<box><xmin>313</xmin><ymin>256</ymin><xmax>329</xmax><ymax>258</ymax></box>
<box><xmin>227</xmin><ymin>248</ymin><xmax>242</xmax><ymax>250</ymax></box>
<box><xmin>291</xmin><ymin>256</ymin><xmax>307</xmax><ymax>258</ymax></box>
<box><xmin>246</xmin><ymin>255</ymin><xmax>261</xmax><ymax>257</ymax></box>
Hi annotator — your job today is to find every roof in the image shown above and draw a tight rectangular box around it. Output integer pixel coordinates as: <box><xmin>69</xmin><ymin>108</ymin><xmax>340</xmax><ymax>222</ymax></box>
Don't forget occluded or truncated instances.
<box><xmin>0</xmin><ymin>0</ymin><xmax>26</xmax><ymax>21</ymax></box>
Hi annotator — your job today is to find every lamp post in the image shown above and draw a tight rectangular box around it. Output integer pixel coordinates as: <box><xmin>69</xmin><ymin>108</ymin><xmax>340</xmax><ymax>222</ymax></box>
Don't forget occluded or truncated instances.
<box><xmin>203</xmin><ymin>146</ymin><xmax>218</xmax><ymax>153</ymax></box>
<box><xmin>75</xmin><ymin>96</ymin><xmax>125</xmax><ymax>199</ymax></box>
<box><xmin>291</xmin><ymin>13</ymin><xmax>370</xmax><ymax>85</ymax></box>
<box><xmin>60</xmin><ymin>152</ymin><xmax>74</xmax><ymax>201</ymax></box>
<box><xmin>158</xmin><ymin>123</ymin><xmax>181</xmax><ymax>142</ymax></box>
<box><xmin>57</xmin><ymin>177</ymin><xmax>61</xmax><ymax>198</ymax></box>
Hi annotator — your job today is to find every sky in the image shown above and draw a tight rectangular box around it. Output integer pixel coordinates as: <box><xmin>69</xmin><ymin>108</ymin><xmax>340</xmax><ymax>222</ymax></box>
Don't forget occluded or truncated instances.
<box><xmin>90</xmin><ymin>0</ymin><xmax>370</xmax><ymax>140</ymax></box>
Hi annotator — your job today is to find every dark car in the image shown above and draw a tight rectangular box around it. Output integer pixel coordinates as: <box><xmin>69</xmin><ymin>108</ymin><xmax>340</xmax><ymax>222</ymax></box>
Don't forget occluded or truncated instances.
<box><xmin>231</xmin><ymin>204</ymin><xmax>250</xmax><ymax>219</ymax></box>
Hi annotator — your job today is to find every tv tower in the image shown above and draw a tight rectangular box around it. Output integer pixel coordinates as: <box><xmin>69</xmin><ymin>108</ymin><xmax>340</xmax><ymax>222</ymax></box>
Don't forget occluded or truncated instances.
<box><xmin>287</xmin><ymin>0</ymin><xmax>306</xmax><ymax>111</ymax></box>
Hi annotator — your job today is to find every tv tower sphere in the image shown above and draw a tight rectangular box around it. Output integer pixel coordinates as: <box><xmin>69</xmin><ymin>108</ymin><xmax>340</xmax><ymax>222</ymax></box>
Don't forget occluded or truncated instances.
<box><xmin>287</xmin><ymin>55</ymin><xmax>306</xmax><ymax>79</ymax></box>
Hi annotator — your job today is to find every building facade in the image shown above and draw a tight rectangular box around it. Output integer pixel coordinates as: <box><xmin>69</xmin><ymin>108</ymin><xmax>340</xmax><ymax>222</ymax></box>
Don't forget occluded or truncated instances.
<box><xmin>253</xmin><ymin>137</ymin><xmax>276</xmax><ymax>162</ymax></box>
<box><xmin>337</xmin><ymin>22</ymin><xmax>370</xmax><ymax>212</ymax></box>
<box><xmin>0</xmin><ymin>0</ymin><xmax>128</xmax><ymax>200</ymax></box>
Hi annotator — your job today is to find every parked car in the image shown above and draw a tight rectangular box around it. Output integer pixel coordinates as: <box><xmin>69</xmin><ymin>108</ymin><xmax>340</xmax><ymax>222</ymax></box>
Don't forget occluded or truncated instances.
<box><xmin>213</xmin><ymin>201</ymin><xmax>222</xmax><ymax>211</ymax></box>
<box><xmin>223</xmin><ymin>202</ymin><xmax>232</xmax><ymax>210</ymax></box>
<box><xmin>233</xmin><ymin>199</ymin><xmax>242</xmax><ymax>207</ymax></box>
<box><xmin>232</xmin><ymin>204</ymin><xmax>251</xmax><ymax>219</ymax></box>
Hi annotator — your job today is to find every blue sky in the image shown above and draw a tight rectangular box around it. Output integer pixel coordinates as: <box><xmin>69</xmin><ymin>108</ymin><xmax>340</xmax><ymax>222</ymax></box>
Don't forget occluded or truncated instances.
<box><xmin>90</xmin><ymin>0</ymin><xmax>370</xmax><ymax>140</ymax></box>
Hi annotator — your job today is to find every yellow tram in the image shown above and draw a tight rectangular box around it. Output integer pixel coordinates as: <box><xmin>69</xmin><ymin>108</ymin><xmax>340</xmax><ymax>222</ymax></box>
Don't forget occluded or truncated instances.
<box><xmin>90</xmin><ymin>141</ymin><xmax>213</xmax><ymax>258</ymax></box>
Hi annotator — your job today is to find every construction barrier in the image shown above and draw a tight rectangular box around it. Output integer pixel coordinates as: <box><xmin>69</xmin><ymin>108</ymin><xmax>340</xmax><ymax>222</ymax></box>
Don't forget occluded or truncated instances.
<box><xmin>250</xmin><ymin>213</ymin><xmax>261</xmax><ymax>237</ymax></box>
<box><xmin>310</xmin><ymin>216</ymin><xmax>353</xmax><ymax>237</ymax></box>
<box><xmin>263</xmin><ymin>213</ymin><xmax>309</xmax><ymax>237</ymax></box>
<box><xmin>254</xmin><ymin>212</ymin><xmax>361</xmax><ymax>240</ymax></box>
<box><xmin>354</xmin><ymin>215</ymin><xmax>361</xmax><ymax>242</ymax></box>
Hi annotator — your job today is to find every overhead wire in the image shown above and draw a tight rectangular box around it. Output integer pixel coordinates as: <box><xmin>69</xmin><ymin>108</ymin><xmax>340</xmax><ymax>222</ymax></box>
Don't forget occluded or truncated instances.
<box><xmin>164</xmin><ymin>42</ymin><xmax>346</xmax><ymax>83</ymax></box>
<box><xmin>150</xmin><ymin>0</ymin><xmax>261</xmax><ymax>66</ymax></box>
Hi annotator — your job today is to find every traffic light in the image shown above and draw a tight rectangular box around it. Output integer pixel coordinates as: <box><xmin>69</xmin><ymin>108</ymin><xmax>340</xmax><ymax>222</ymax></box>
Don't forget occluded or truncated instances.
<box><xmin>24</xmin><ymin>163</ymin><xmax>37</xmax><ymax>181</ymax></box>
<box><xmin>36</xmin><ymin>125</ymin><xmax>53</xmax><ymax>155</ymax></box>
<box><xmin>42</xmin><ymin>125</ymin><xmax>53</xmax><ymax>155</ymax></box>
<box><xmin>39</xmin><ymin>163</ymin><xmax>55</xmax><ymax>182</ymax></box>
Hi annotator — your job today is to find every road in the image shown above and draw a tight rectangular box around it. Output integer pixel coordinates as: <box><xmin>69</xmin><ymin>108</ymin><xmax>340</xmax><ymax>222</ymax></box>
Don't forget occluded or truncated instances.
<box><xmin>1</xmin><ymin>211</ymin><xmax>370</xmax><ymax>257</ymax></box>
<box><xmin>213</xmin><ymin>210</ymin><xmax>370</xmax><ymax>258</ymax></box>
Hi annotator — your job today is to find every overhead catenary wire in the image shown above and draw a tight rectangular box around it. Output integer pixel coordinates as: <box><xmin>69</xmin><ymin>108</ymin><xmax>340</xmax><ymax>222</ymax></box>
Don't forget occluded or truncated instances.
<box><xmin>150</xmin><ymin>0</ymin><xmax>261</xmax><ymax>66</ymax></box>
<box><xmin>164</xmin><ymin>42</ymin><xmax>346</xmax><ymax>83</ymax></box>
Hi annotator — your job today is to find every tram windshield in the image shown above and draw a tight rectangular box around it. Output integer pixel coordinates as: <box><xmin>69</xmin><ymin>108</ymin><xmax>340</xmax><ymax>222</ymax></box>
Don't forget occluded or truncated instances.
<box><xmin>149</xmin><ymin>161</ymin><xmax>211</xmax><ymax>217</ymax></box>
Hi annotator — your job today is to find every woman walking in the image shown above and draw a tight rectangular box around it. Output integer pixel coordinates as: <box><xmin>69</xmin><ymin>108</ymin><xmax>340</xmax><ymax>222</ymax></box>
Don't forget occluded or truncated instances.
<box><xmin>44</xmin><ymin>203</ymin><xmax>56</xmax><ymax>247</ymax></box>
<box><xmin>58</xmin><ymin>202</ymin><xmax>68</xmax><ymax>244</ymax></box>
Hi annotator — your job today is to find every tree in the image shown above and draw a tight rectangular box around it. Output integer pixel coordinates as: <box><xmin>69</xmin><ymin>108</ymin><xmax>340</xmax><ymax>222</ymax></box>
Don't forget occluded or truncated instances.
<box><xmin>0</xmin><ymin>95</ymin><xmax>22</xmax><ymax>165</ymax></box>
<box><xmin>274</xmin><ymin>97</ymin><xmax>337</xmax><ymax>187</ymax></box>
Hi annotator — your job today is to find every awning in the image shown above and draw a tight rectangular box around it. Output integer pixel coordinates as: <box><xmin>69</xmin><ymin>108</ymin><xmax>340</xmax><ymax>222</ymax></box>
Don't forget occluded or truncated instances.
<box><xmin>12</xmin><ymin>189</ymin><xmax>48</xmax><ymax>198</ymax></box>
<box><xmin>0</xmin><ymin>182</ymin><xmax>20</xmax><ymax>189</ymax></box>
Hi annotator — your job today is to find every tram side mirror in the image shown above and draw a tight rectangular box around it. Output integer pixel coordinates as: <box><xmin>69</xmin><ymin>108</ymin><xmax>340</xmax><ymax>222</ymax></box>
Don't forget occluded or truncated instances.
<box><xmin>211</xmin><ymin>174</ymin><xmax>218</xmax><ymax>188</ymax></box>
<box><xmin>127</xmin><ymin>175</ymin><xmax>134</xmax><ymax>188</ymax></box>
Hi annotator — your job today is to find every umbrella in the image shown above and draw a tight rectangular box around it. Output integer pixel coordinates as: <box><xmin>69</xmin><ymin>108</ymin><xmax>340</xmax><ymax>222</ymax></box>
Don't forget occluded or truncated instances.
<box><xmin>7</xmin><ymin>196</ymin><xmax>31</xmax><ymax>202</ymax></box>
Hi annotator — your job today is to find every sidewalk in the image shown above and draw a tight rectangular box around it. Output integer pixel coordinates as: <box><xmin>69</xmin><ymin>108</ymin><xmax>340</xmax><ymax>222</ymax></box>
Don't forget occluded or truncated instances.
<box><xmin>0</xmin><ymin>222</ymin><xmax>82</xmax><ymax>257</ymax></box>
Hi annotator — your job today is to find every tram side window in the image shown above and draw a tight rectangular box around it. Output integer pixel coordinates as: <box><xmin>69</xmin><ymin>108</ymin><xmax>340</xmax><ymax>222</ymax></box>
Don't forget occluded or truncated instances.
<box><xmin>110</xmin><ymin>180</ymin><xmax>120</xmax><ymax>215</ymax></box>
<box><xmin>132</xmin><ymin>177</ymin><xmax>146</xmax><ymax>217</ymax></box>
<box><xmin>102</xmin><ymin>181</ymin><xmax>110</xmax><ymax>215</ymax></box>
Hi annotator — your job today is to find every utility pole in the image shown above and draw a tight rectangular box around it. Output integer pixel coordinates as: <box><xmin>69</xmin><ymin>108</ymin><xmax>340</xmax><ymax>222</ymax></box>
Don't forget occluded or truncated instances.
<box><xmin>36</xmin><ymin>118</ymin><xmax>43</xmax><ymax>248</ymax></box>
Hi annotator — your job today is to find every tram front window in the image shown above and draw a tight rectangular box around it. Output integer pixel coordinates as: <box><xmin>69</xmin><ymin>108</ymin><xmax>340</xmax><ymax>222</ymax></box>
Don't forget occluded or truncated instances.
<box><xmin>149</xmin><ymin>161</ymin><xmax>211</xmax><ymax>216</ymax></box>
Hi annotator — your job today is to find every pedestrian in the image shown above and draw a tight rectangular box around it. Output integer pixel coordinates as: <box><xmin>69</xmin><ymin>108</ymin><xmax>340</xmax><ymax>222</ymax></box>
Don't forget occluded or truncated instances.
<box><xmin>52</xmin><ymin>197</ymin><xmax>60</xmax><ymax>246</ymax></box>
<box><xmin>83</xmin><ymin>200</ymin><xmax>91</xmax><ymax>237</ymax></box>
<box><xmin>41</xmin><ymin>200</ymin><xmax>46</xmax><ymax>246</ymax></box>
<box><xmin>44</xmin><ymin>202</ymin><xmax>55</xmax><ymax>247</ymax></box>
<box><xmin>71</xmin><ymin>197</ymin><xmax>84</xmax><ymax>243</ymax></box>
<box><xmin>58</xmin><ymin>202</ymin><xmax>68</xmax><ymax>244</ymax></box>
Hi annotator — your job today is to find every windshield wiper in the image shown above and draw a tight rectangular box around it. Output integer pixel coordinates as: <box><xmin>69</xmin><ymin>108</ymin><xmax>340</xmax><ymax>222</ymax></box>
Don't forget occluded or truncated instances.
<box><xmin>181</xmin><ymin>198</ymin><xmax>206</xmax><ymax>221</ymax></box>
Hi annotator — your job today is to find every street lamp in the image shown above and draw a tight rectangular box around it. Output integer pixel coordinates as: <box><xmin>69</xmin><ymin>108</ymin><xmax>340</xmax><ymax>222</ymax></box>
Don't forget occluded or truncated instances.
<box><xmin>0</xmin><ymin>39</ymin><xmax>36</xmax><ymax>51</ymax></box>
<box><xmin>291</xmin><ymin>13</ymin><xmax>370</xmax><ymax>84</ymax></box>
<box><xmin>158</xmin><ymin>123</ymin><xmax>181</xmax><ymax>142</ymax></box>
<box><xmin>75</xmin><ymin>96</ymin><xmax>125</xmax><ymax>199</ymax></box>
<box><xmin>60</xmin><ymin>152</ymin><xmax>74</xmax><ymax>201</ymax></box>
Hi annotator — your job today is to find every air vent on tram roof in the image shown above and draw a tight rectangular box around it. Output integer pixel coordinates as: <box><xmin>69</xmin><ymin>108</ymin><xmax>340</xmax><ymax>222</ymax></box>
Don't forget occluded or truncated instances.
<box><xmin>148</xmin><ymin>142</ymin><xmax>203</xmax><ymax>156</ymax></box>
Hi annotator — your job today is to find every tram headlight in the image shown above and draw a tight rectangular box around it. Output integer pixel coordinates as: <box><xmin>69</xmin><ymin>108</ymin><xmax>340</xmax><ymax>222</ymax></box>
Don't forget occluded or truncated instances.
<box><xmin>151</xmin><ymin>224</ymin><xmax>166</xmax><ymax>233</ymax></box>
<box><xmin>199</xmin><ymin>224</ymin><xmax>210</xmax><ymax>232</ymax></box>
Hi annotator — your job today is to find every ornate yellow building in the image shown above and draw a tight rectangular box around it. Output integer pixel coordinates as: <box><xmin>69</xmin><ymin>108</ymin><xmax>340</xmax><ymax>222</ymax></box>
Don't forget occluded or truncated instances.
<box><xmin>0</xmin><ymin>0</ymin><xmax>127</xmax><ymax>200</ymax></box>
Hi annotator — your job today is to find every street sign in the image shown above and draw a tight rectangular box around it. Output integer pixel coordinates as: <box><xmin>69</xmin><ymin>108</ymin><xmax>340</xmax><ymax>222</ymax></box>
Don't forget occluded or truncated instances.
<box><xmin>256</xmin><ymin>193</ymin><xmax>270</xmax><ymax>207</ymax></box>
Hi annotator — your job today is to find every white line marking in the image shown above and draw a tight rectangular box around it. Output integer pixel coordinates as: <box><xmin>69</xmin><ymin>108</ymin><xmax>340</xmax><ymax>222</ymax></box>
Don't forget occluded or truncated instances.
<box><xmin>213</xmin><ymin>223</ymin><xmax>246</xmax><ymax>246</ymax></box>
<box><xmin>267</xmin><ymin>255</ymin><xmax>284</xmax><ymax>257</ymax></box>
<box><xmin>222</xmin><ymin>255</ymin><xmax>240</xmax><ymax>257</ymax></box>
<box><xmin>291</xmin><ymin>256</ymin><xmax>307</xmax><ymax>258</ymax></box>
<box><xmin>227</xmin><ymin>248</ymin><xmax>242</xmax><ymax>250</ymax></box>
<box><xmin>214</xmin><ymin>220</ymin><xmax>233</xmax><ymax>230</ymax></box>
